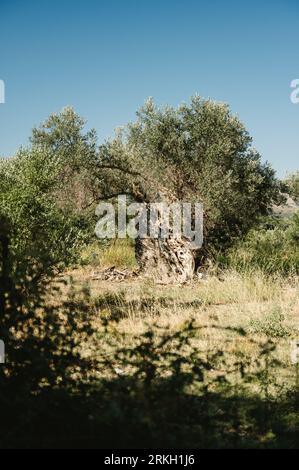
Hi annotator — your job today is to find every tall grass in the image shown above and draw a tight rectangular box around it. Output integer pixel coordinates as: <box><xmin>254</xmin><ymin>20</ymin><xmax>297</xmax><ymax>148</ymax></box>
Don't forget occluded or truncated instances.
<box><xmin>222</xmin><ymin>215</ymin><xmax>299</xmax><ymax>276</ymax></box>
<box><xmin>80</xmin><ymin>238</ymin><xmax>136</xmax><ymax>269</ymax></box>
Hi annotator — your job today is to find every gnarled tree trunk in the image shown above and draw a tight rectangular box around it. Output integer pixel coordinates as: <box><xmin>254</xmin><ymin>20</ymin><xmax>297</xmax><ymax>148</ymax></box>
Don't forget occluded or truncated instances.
<box><xmin>134</xmin><ymin>194</ymin><xmax>198</xmax><ymax>283</ymax></box>
<box><xmin>135</xmin><ymin>236</ymin><xmax>195</xmax><ymax>284</ymax></box>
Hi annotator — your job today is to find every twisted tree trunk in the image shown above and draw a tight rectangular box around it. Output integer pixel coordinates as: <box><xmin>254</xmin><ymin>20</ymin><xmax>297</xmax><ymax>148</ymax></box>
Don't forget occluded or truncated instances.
<box><xmin>135</xmin><ymin>236</ymin><xmax>195</xmax><ymax>284</ymax></box>
<box><xmin>134</xmin><ymin>195</ymin><xmax>197</xmax><ymax>284</ymax></box>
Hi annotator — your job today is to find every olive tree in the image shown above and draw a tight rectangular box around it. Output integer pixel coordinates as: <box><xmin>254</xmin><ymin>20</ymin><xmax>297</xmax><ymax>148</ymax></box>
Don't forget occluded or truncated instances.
<box><xmin>96</xmin><ymin>97</ymin><xmax>282</xmax><ymax>282</ymax></box>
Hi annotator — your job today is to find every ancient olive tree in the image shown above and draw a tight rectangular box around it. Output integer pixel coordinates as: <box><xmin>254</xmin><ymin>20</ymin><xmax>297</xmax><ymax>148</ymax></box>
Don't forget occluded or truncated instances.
<box><xmin>29</xmin><ymin>100</ymin><xmax>282</xmax><ymax>283</ymax></box>
<box><xmin>95</xmin><ymin>97</ymin><xmax>282</xmax><ymax>282</ymax></box>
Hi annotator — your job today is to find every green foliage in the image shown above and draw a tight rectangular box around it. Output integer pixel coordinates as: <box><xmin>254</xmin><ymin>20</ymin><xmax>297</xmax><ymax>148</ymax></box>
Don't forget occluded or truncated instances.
<box><xmin>0</xmin><ymin>151</ymin><xmax>89</xmax><ymax>278</ymax></box>
<box><xmin>284</xmin><ymin>171</ymin><xmax>299</xmax><ymax>202</ymax></box>
<box><xmin>250</xmin><ymin>307</ymin><xmax>291</xmax><ymax>339</ymax></box>
<box><xmin>99</xmin><ymin>96</ymin><xmax>282</xmax><ymax>252</ymax></box>
<box><xmin>0</xmin><ymin>218</ymin><xmax>98</xmax><ymax>394</ymax></box>
<box><xmin>30</xmin><ymin>107</ymin><xmax>100</xmax><ymax>213</ymax></box>
<box><xmin>0</xmin><ymin>101</ymin><xmax>284</xmax><ymax>276</ymax></box>
<box><xmin>0</xmin><ymin>107</ymin><xmax>101</xmax><ymax>276</ymax></box>
<box><xmin>222</xmin><ymin>215</ymin><xmax>299</xmax><ymax>275</ymax></box>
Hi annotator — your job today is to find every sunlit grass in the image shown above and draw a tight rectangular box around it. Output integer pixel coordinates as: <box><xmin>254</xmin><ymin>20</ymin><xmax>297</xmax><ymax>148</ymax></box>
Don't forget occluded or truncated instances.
<box><xmin>61</xmin><ymin>265</ymin><xmax>299</xmax><ymax>396</ymax></box>
<box><xmin>80</xmin><ymin>238</ymin><xmax>136</xmax><ymax>270</ymax></box>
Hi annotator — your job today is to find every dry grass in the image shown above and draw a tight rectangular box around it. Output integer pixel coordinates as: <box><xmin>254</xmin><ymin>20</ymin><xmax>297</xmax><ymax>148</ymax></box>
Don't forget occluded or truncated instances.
<box><xmin>46</xmin><ymin>251</ymin><xmax>299</xmax><ymax>405</ymax></box>
<box><xmin>61</xmin><ymin>267</ymin><xmax>299</xmax><ymax>388</ymax></box>
<box><xmin>79</xmin><ymin>238</ymin><xmax>137</xmax><ymax>270</ymax></box>
<box><xmin>65</xmin><ymin>267</ymin><xmax>299</xmax><ymax>325</ymax></box>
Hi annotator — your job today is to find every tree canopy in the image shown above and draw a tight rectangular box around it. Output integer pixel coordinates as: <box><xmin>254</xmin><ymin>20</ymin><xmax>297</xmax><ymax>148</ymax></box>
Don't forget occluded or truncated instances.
<box><xmin>98</xmin><ymin>97</ymin><xmax>282</xmax><ymax>251</ymax></box>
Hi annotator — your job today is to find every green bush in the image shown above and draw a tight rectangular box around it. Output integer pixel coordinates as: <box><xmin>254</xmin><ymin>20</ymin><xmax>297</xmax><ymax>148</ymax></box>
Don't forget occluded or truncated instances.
<box><xmin>0</xmin><ymin>148</ymin><xmax>91</xmax><ymax>278</ymax></box>
<box><xmin>222</xmin><ymin>215</ymin><xmax>299</xmax><ymax>275</ymax></box>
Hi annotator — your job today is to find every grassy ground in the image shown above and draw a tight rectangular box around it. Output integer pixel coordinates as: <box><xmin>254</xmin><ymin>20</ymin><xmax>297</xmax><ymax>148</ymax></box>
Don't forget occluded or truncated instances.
<box><xmin>3</xmin><ymin>250</ymin><xmax>297</xmax><ymax>448</ymax></box>
<box><xmin>62</xmin><ymin>265</ymin><xmax>299</xmax><ymax>393</ymax></box>
<box><xmin>36</xmin><ymin>240</ymin><xmax>298</xmax><ymax>448</ymax></box>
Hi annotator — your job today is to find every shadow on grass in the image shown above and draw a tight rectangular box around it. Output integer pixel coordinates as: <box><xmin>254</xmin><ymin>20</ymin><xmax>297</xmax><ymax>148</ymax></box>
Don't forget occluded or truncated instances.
<box><xmin>0</xmin><ymin>376</ymin><xmax>298</xmax><ymax>449</ymax></box>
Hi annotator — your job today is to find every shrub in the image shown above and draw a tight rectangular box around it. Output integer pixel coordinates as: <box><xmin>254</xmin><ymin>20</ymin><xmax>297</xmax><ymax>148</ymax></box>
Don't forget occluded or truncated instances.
<box><xmin>0</xmin><ymin>148</ymin><xmax>91</xmax><ymax>278</ymax></box>
<box><xmin>222</xmin><ymin>215</ymin><xmax>299</xmax><ymax>275</ymax></box>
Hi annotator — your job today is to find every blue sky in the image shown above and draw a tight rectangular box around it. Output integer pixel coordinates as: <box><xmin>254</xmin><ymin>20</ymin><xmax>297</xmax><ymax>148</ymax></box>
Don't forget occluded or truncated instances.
<box><xmin>0</xmin><ymin>0</ymin><xmax>298</xmax><ymax>177</ymax></box>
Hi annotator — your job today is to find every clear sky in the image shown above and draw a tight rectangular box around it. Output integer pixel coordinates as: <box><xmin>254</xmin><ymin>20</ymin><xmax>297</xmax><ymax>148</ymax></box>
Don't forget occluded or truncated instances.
<box><xmin>0</xmin><ymin>0</ymin><xmax>298</xmax><ymax>177</ymax></box>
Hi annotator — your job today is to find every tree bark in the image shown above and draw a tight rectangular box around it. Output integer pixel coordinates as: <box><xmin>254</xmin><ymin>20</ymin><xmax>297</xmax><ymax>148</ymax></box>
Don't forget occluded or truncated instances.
<box><xmin>134</xmin><ymin>195</ymin><xmax>197</xmax><ymax>283</ymax></box>
<box><xmin>135</xmin><ymin>236</ymin><xmax>195</xmax><ymax>284</ymax></box>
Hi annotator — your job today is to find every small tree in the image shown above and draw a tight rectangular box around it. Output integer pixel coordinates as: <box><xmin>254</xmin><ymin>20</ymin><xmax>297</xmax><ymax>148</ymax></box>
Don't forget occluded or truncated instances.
<box><xmin>30</xmin><ymin>106</ymin><xmax>100</xmax><ymax>214</ymax></box>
